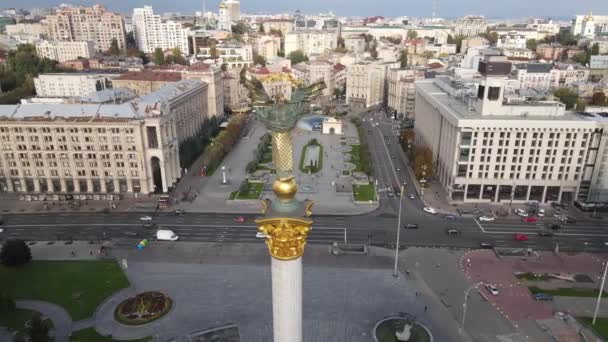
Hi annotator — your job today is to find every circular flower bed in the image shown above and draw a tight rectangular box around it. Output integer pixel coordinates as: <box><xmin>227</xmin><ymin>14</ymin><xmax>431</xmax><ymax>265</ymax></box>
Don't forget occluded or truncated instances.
<box><xmin>374</xmin><ymin>317</ymin><xmax>432</xmax><ymax>342</ymax></box>
<box><xmin>114</xmin><ymin>291</ymin><xmax>173</xmax><ymax>325</ymax></box>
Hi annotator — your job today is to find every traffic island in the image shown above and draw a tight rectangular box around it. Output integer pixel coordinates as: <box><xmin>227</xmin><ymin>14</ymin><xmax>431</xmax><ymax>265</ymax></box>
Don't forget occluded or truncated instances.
<box><xmin>373</xmin><ymin>316</ymin><xmax>433</xmax><ymax>342</ymax></box>
<box><xmin>114</xmin><ymin>291</ymin><xmax>173</xmax><ymax>326</ymax></box>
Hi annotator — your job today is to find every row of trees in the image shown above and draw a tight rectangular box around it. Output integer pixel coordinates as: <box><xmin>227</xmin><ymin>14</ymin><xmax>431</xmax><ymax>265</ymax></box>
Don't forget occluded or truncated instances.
<box><xmin>152</xmin><ymin>47</ymin><xmax>187</xmax><ymax>66</ymax></box>
<box><xmin>246</xmin><ymin>133</ymin><xmax>272</xmax><ymax>174</ymax></box>
<box><xmin>351</xmin><ymin>118</ymin><xmax>372</xmax><ymax>175</ymax></box>
<box><xmin>200</xmin><ymin>114</ymin><xmax>247</xmax><ymax>174</ymax></box>
<box><xmin>399</xmin><ymin>129</ymin><xmax>435</xmax><ymax>182</ymax></box>
<box><xmin>179</xmin><ymin>116</ymin><xmax>221</xmax><ymax>169</ymax></box>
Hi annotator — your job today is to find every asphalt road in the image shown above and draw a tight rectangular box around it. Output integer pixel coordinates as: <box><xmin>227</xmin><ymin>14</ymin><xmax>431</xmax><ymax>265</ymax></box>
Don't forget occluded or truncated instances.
<box><xmin>0</xmin><ymin>111</ymin><xmax>607</xmax><ymax>252</ymax></box>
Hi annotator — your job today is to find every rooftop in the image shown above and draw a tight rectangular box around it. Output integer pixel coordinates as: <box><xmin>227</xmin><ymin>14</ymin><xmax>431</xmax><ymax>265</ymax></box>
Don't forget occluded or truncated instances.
<box><xmin>115</xmin><ymin>70</ymin><xmax>182</xmax><ymax>82</ymax></box>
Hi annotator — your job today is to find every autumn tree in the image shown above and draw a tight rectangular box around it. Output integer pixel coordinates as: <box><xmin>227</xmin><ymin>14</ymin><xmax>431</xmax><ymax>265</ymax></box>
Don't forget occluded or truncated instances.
<box><xmin>412</xmin><ymin>145</ymin><xmax>434</xmax><ymax>182</ymax></box>
<box><xmin>152</xmin><ymin>48</ymin><xmax>165</xmax><ymax>65</ymax></box>
<box><xmin>591</xmin><ymin>92</ymin><xmax>607</xmax><ymax>106</ymax></box>
<box><xmin>399</xmin><ymin>50</ymin><xmax>408</xmax><ymax>68</ymax></box>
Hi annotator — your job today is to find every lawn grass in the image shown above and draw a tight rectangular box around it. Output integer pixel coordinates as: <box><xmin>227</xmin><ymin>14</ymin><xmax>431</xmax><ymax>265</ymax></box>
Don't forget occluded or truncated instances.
<box><xmin>229</xmin><ymin>182</ymin><xmax>264</xmax><ymax>200</ymax></box>
<box><xmin>578</xmin><ymin>317</ymin><xmax>608</xmax><ymax>340</ymax></box>
<box><xmin>515</xmin><ymin>272</ymin><xmax>551</xmax><ymax>281</ymax></box>
<box><xmin>71</xmin><ymin>327</ymin><xmax>151</xmax><ymax>342</ymax></box>
<box><xmin>529</xmin><ymin>286</ymin><xmax>608</xmax><ymax>298</ymax></box>
<box><xmin>0</xmin><ymin>260</ymin><xmax>130</xmax><ymax>321</ymax></box>
<box><xmin>353</xmin><ymin>182</ymin><xmax>376</xmax><ymax>202</ymax></box>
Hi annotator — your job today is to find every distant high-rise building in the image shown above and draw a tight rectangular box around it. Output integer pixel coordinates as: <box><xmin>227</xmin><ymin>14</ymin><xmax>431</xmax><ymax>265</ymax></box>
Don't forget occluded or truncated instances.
<box><xmin>132</xmin><ymin>6</ymin><xmax>190</xmax><ymax>54</ymax></box>
<box><xmin>46</xmin><ymin>5</ymin><xmax>126</xmax><ymax>52</ymax></box>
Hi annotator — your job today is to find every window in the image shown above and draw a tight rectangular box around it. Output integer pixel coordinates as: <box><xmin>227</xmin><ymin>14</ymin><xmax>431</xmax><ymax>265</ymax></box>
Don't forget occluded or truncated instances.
<box><xmin>477</xmin><ymin>85</ymin><xmax>485</xmax><ymax>99</ymax></box>
<box><xmin>488</xmin><ymin>87</ymin><xmax>501</xmax><ymax>100</ymax></box>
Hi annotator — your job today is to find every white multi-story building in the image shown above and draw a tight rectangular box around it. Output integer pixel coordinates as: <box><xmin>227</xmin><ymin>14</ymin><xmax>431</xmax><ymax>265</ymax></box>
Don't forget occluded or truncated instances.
<box><xmin>343</xmin><ymin>34</ymin><xmax>366</xmax><ymax>54</ymax></box>
<box><xmin>513</xmin><ymin>63</ymin><xmax>554</xmax><ymax>91</ymax></box>
<box><xmin>590</xmin><ymin>55</ymin><xmax>608</xmax><ymax>70</ymax></box>
<box><xmin>195</xmin><ymin>43</ymin><xmax>253</xmax><ymax>70</ymax></box>
<box><xmin>414</xmin><ymin>56</ymin><xmax>603</xmax><ymax>204</ymax></box>
<box><xmin>35</xmin><ymin>40</ymin><xmax>96</xmax><ymax>63</ymax></box>
<box><xmin>46</xmin><ymin>5</ymin><xmax>126</xmax><ymax>52</ymax></box>
<box><xmin>526</xmin><ymin>18</ymin><xmax>560</xmax><ymax>36</ymax></box>
<box><xmin>346</xmin><ymin>61</ymin><xmax>397</xmax><ymax>109</ymax></box>
<box><xmin>5</xmin><ymin>23</ymin><xmax>48</xmax><ymax>39</ymax></box>
<box><xmin>387</xmin><ymin>68</ymin><xmax>423</xmax><ymax>119</ymax></box>
<box><xmin>452</xmin><ymin>15</ymin><xmax>487</xmax><ymax>37</ymax></box>
<box><xmin>34</xmin><ymin>73</ymin><xmax>120</xmax><ymax>98</ymax></box>
<box><xmin>284</xmin><ymin>31</ymin><xmax>338</xmax><ymax>57</ymax></box>
<box><xmin>587</xmin><ymin>38</ymin><xmax>608</xmax><ymax>54</ymax></box>
<box><xmin>181</xmin><ymin>63</ymin><xmax>225</xmax><ymax>118</ymax></box>
<box><xmin>132</xmin><ymin>6</ymin><xmax>190</xmax><ymax>54</ymax></box>
<box><xmin>496</xmin><ymin>32</ymin><xmax>527</xmax><ymax>50</ymax></box>
<box><xmin>255</xmin><ymin>34</ymin><xmax>281</xmax><ymax>60</ymax></box>
<box><xmin>0</xmin><ymin>80</ymin><xmax>208</xmax><ymax>195</ymax></box>
<box><xmin>308</xmin><ymin>60</ymin><xmax>337</xmax><ymax>98</ymax></box>
<box><xmin>550</xmin><ymin>63</ymin><xmax>590</xmax><ymax>88</ymax></box>
<box><xmin>572</xmin><ymin>14</ymin><xmax>608</xmax><ymax>37</ymax></box>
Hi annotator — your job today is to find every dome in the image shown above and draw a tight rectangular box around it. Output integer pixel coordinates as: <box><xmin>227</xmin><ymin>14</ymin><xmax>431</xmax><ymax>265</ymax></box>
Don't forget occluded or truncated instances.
<box><xmin>219</xmin><ymin>1</ymin><xmax>227</xmax><ymax>9</ymax></box>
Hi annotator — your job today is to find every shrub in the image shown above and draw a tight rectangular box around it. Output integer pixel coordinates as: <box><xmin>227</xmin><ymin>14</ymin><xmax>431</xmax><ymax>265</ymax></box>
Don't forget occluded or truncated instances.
<box><xmin>246</xmin><ymin>161</ymin><xmax>258</xmax><ymax>174</ymax></box>
<box><xmin>0</xmin><ymin>239</ymin><xmax>32</xmax><ymax>267</ymax></box>
<box><xmin>0</xmin><ymin>292</ymin><xmax>16</xmax><ymax>314</ymax></box>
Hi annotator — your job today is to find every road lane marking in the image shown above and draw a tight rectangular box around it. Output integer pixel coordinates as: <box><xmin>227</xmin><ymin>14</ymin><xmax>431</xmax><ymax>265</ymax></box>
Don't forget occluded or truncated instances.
<box><xmin>473</xmin><ymin>218</ymin><xmax>486</xmax><ymax>233</ymax></box>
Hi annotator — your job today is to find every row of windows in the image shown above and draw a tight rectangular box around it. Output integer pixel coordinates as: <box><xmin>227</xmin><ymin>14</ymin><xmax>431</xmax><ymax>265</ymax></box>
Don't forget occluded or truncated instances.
<box><xmin>1</xmin><ymin>169</ymin><xmax>139</xmax><ymax>178</ymax></box>
<box><xmin>2</xmin><ymin>160</ymin><xmax>138</xmax><ymax>169</ymax></box>
<box><xmin>0</xmin><ymin>127</ymin><xmax>135</xmax><ymax>134</ymax></box>
<box><xmin>10</xmin><ymin>144</ymin><xmax>136</xmax><ymax>152</ymax></box>
<box><xmin>3</xmin><ymin>153</ymin><xmax>138</xmax><ymax>160</ymax></box>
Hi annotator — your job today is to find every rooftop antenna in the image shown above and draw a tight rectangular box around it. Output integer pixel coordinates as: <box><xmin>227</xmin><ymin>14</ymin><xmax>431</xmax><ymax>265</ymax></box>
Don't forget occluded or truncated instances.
<box><xmin>432</xmin><ymin>0</ymin><xmax>438</xmax><ymax>19</ymax></box>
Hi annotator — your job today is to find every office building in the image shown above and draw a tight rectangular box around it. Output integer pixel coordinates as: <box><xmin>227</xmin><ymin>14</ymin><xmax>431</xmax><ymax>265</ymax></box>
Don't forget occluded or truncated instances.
<box><xmin>132</xmin><ymin>6</ymin><xmax>190</xmax><ymax>54</ymax></box>
<box><xmin>35</xmin><ymin>40</ymin><xmax>96</xmax><ymax>63</ymax></box>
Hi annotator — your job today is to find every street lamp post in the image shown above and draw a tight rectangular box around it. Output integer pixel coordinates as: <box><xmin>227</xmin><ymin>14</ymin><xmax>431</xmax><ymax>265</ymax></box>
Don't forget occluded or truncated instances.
<box><xmin>393</xmin><ymin>185</ymin><xmax>405</xmax><ymax>278</ymax></box>
<box><xmin>460</xmin><ymin>282</ymin><xmax>483</xmax><ymax>339</ymax></box>
<box><xmin>592</xmin><ymin>242</ymin><xmax>608</xmax><ymax>325</ymax></box>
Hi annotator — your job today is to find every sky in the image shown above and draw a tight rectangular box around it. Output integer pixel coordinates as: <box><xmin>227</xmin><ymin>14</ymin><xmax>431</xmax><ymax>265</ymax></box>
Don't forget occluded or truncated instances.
<box><xmin>3</xmin><ymin>0</ymin><xmax>608</xmax><ymax>19</ymax></box>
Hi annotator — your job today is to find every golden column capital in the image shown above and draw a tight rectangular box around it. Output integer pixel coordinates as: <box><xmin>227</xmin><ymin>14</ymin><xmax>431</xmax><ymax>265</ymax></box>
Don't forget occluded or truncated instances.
<box><xmin>256</xmin><ymin>217</ymin><xmax>313</xmax><ymax>260</ymax></box>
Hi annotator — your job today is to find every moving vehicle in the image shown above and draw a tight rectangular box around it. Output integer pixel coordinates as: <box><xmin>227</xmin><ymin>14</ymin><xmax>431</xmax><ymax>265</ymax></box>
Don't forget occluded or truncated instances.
<box><xmin>538</xmin><ymin>230</ymin><xmax>554</xmax><ymax>237</ymax></box>
<box><xmin>546</xmin><ymin>224</ymin><xmax>561</xmax><ymax>230</ymax></box>
<box><xmin>515</xmin><ymin>208</ymin><xmax>528</xmax><ymax>217</ymax></box>
<box><xmin>140</xmin><ymin>216</ymin><xmax>153</xmax><ymax>221</ymax></box>
<box><xmin>479</xmin><ymin>242</ymin><xmax>494</xmax><ymax>249</ymax></box>
<box><xmin>485</xmin><ymin>284</ymin><xmax>499</xmax><ymax>296</ymax></box>
<box><xmin>532</xmin><ymin>293</ymin><xmax>554</xmax><ymax>301</ymax></box>
<box><xmin>514</xmin><ymin>233</ymin><xmax>528</xmax><ymax>241</ymax></box>
<box><xmin>156</xmin><ymin>229</ymin><xmax>179</xmax><ymax>241</ymax></box>
<box><xmin>445</xmin><ymin>215</ymin><xmax>456</xmax><ymax>220</ymax></box>
<box><xmin>255</xmin><ymin>232</ymin><xmax>267</xmax><ymax>239</ymax></box>
<box><xmin>404</xmin><ymin>224</ymin><xmax>419</xmax><ymax>229</ymax></box>
<box><xmin>409</xmin><ymin>194</ymin><xmax>416</xmax><ymax>199</ymax></box>
<box><xmin>479</xmin><ymin>216</ymin><xmax>495</xmax><ymax>222</ymax></box>
<box><xmin>538</xmin><ymin>208</ymin><xmax>545</xmax><ymax>217</ymax></box>
<box><xmin>423</xmin><ymin>207</ymin><xmax>437</xmax><ymax>214</ymax></box>
<box><xmin>173</xmin><ymin>209</ymin><xmax>185</xmax><ymax>216</ymax></box>
<box><xmin>522</xmin><ymin>216</ymin><xmax>537</xmax><ymax>223</ymax></box>
<box><xmin>562</xmin><ymin>216</ymin><xmax>576</xmax><ymax>224</ymax></box>
<box><xmin>233</xmin><ymin>216</ymin><xmax>245</xmax><ymax>223</ymax></box>
<box><xmin>124</xmin><ymin>231</ymin><xmax>139</xmax><ymax>237</ymax></box>
<box><xmin>446</xmin><ymin>229</ymin><xmax>460</xmax><ymax>236</ymax></box>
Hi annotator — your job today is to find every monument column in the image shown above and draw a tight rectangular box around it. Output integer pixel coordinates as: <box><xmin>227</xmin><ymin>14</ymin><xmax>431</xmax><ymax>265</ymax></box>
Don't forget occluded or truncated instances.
<box><xmin>271</xmin><ymin>257</ymin><xmax>302</xmax><ymax>342</ymax></box>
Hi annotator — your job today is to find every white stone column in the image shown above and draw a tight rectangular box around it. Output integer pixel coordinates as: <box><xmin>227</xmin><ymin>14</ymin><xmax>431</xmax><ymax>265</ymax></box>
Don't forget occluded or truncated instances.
<box><xmin>271</xmin><ymin>256</ymin><xmax>303</xmax><ymax>342</ymax></box>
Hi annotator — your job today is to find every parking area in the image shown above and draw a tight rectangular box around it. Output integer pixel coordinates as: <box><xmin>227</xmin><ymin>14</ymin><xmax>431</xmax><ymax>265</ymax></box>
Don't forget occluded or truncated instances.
<box><xmin>461</xmin><ymin>249</ymin><xmax>606</xmax><ymax>323</ymax></box>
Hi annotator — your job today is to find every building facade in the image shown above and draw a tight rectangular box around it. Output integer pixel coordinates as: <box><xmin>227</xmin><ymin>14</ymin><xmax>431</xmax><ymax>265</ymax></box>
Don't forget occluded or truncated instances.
<box><xmin>414</xmin><ymin>57</ymin><xmax>601</xmax><ymax>204</ymax></box>
<box><xmin>35</xmin><ymin>40</ymin><xmax>96</xmax><ymax>63</ymax></box>
<box><xmin>132</xmin><ymin>6</ymin><xmax>190</xmax><ymax>54</ymax></box>
<box><xmin>284</xmin><ymin>31</ymin><xmax>338</xmax><ymax>57</ymax></box>
<box><xmin>387</xmin><ymin>68</ymin><xmax>421</xmax><ymax>118</ymax></box>
<box><xmin>46</xmin><ymin>5</ymin><xmax>126</xmax><ymax>52</ymax></box>
<box><xmin>34</xmin><ymin>73</ymin><xmax>120</xmax><ymax>98</ymax></box>
<box><xmin>346</xmin><ymin>61</ymin><xmax>396</xmax><ymax>109</ymax></box>
<box><xmin>195</xmin><ymin>43</ymin><xmax>253</xmax><ymax>70</ymax></box>
<box><xmin>572</xmin><ymin>14</ymin><xmax>608</xmax><ymax>37</ymax></box>
<box><xmin>181</xmin><ymin>63</ymin><xmax>225</xmax><ymax>118</ymax></box>
<box><xmin>452</xmin><ymin>15</ymin><xmax>487</xmax><ymax>37</ymax></box>
<box><xmin>255</xmin><ymin>35</ymin><xmax>282</xmax><ymax>60</ymax></box>
<box><xmin>0</xmin><ymin>80</ymin><xmax>207</xmax><ymax>195</ymax></box>
<box><xmin>112</xmin><ymin>71</ymin><xmax>183</xmax><ymax>96</ymax></box>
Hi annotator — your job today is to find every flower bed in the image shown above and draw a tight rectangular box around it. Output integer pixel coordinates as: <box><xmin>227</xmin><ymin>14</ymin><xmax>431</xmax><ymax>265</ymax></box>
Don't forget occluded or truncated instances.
<box><xmin>114</xmin><ymin>291</ymin><xmax>172</xmax><ymax>326</ymax></box>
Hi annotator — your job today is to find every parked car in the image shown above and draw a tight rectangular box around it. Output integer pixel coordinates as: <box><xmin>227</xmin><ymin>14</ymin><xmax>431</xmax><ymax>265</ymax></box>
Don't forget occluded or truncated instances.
<box><xmin>515</xmin><ymin>208</ymin><xmax>529</xmax><ymax>217</ymax></box>
<box><xmin>514</xmin><ymin>233</ymin><xmax>528</xmax><ymax>241</ymax></box>
<box><xmin>479</xmin><ymin>216</ymin><xmax>495</xmax><ymax>222</ymax></box>
<box><xmin>479</xmin><ymin>242</ymin><xmax>494</xmax><ymax>249</ymax></box>
<box><xmin>538</xmin><ymin>230</ymin><xmax>554</xmax><ymax>237</ymax></box>
<box><xmin>255</xmin><ymin>232</ymin><xmax>267</xmax><ymax>239</ymax></box>
<box><xmin>522</xmin><ymin>216</ymin><xmax>537</xmax><ymax>223</ymax></box>
<box><xmin>140</xmin><ymin>216</ymin><xmax>153</xmax><ymax>221</ymax></box>
<box><xmin>562</xmin><ymin>216</ymin><xmax>577</xmax><ymax>224</ymax></box>
<box><xmin>538</xmin><ymin>208</ymin><xmax>545</xmax><ymax>217</ymax></box>
<box><xmin>173</xmin><ymin>209</ymin><xmax>185</xmax><ymax>216</ymax></box>
<box><xmin>404</xmin><ymin>224</ymin><xmax>419</xmax><ymax>229</ymax></box>
<box><xmin>485</xmin><ymin>284</ymin><xmax>499</xmax><ymax>296</ymax></box>
<box><xmin>423</xmin><ymin>207</ymin><xmax>437</xmax><ymax>214</ymax></box>
<box><xmin>233</xmin><ymin>216</ymin><xmax>245</xmax><ymax>223</ymax></box>
<box><xmin>532</xmin><ymin>293</ymin><xmax>554</xmax><ymax>301</ymax></box>
<box><xmin>124</xmin><ymin>231</ymin><xmax>139</xmax><ymax>237</ymax></box>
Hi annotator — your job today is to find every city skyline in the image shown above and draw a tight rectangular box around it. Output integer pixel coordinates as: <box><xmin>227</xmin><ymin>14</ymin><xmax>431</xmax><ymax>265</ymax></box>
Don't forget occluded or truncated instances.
<box><xmin>3</xmin><ymin>0</ymin><xmax>608</xmax><ymax>18</ymax></box>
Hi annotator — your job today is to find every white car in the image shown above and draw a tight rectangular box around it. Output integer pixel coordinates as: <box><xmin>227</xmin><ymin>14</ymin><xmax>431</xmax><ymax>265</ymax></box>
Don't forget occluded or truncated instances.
<box><xmin>256</xmin><ymin>232</ymin><xmax>267</xmax><ymax>239</ymax></box>
<box><xmin>538</xmin><ymin>208</ymin><xmax>545</xmax><ymax>217</ymax></box>
<box><xmin>423</xmin><ymin>207</ymin><xmax>437</xmax><ymax>214</ymax></box>
<box><xmin>515</xmin><ymin>208</ymin><xmax>528</xmax><ymax>217</ymax></box>
<box><xmin>485</xmin><ymin>284</ymin><xmax>499</xmax><ymax>296</ymax></box>
<box><xmin>140</xmin><ymin>216</ymin><xmax>153</xmax><ymax>221</ymax></box>
<box><xmin>479</xmin><ymin>216</ymin><xmax>495</xmax><ymax>222</ymax></box>
<box><xmin>409</xmin><ymin>194</ymin><xmax>416</xmax><ymax>199</ymax></box>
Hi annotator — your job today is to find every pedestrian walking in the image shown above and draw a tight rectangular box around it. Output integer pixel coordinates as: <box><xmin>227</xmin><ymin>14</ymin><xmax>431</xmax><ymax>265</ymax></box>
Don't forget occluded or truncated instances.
<box><xmin>415</xmin><ymin>291</ymin><xmax>418</xmax><ymax>297</ymax></box>
<box><xmin>424</xmin><ymin>305</ymin><xmax>427</xmax><ymax>312</ymax></box>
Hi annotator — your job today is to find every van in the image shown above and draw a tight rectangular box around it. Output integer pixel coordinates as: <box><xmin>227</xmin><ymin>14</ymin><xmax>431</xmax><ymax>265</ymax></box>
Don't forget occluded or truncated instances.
<box><xmin>156</xmin><ymin>229</ymin><xmax>179</xmax><ymax>241</ymax></box>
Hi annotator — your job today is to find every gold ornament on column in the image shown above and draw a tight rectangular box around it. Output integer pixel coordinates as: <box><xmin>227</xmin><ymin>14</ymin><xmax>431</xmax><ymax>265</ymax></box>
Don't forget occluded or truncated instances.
<box><xmin>257</xmin><ymin>218</ymin><xmax>313</xmax><ymax>260</ymax></box>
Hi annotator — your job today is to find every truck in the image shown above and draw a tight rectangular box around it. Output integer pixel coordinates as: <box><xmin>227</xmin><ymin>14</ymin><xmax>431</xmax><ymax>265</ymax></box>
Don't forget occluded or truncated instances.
<box><xmin>156</xmin><ymin>229</ymin><xmax>179</xmax><ymax>241</ymax></box>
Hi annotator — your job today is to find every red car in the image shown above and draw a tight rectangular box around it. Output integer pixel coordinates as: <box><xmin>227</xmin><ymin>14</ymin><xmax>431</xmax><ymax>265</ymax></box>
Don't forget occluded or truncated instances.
<box><xmin>233</xmin><ymin>216</ymin><xmax>245</xmax><ymax>223</ymax></box>
<box><xmin>514</xmin><ymin>233</ymin><xmax>528</xmax><ymax>241</ymax></box>
<box><xmin>521</xmin><ymin>216</ymin><xmax>537</xmax><ymax>223</ymax></box>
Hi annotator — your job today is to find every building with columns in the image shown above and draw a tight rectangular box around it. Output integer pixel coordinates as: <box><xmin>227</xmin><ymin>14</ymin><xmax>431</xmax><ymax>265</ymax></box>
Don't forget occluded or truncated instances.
<box><xmin>0</xmin><ymin>80</ymin><xmax>207</xmax><ymax>195</ymax></box>
<box><xmin>452</xmin><ymin>15</ymin><xmax>488</xmax><ymax>37</ymax></box>
<box><xmin>414</xmin><ymin>56</ymin><xmax>604</xmax><ymax>204</ymax></box>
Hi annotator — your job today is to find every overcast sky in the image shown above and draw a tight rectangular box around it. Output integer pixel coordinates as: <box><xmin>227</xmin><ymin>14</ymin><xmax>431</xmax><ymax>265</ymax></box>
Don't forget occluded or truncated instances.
<box><xmin>3</xmin><ymin>0</ymin><xmax>608</xmax><ymax>19</ymax></box>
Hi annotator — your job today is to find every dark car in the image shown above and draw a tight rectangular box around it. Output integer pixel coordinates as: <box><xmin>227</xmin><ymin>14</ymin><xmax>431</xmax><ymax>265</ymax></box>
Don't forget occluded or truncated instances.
<box><xmin>174</xmin><ymin>209</ymin><xmax>185</xmax><ymax>216</ymax></box>
<box><xmin>532</xmin><ymin>293</ymin><xmax>554</xmax><ymax>301</ymax></box>
<box><xmin>551</xmin><ymin>202</ymin><xmax>565</xmax><ymax>209</ymax></box>
<box><xmin>562</xmin><ymin>216</ymin><xmax>576</xmax><ymax>224</ymax></box>
<box><xmin>479</xmin><ymin>242</ymin><xmax>494</xmax><ymax>249</ymax></box>
<box><xmin>538</xmin><ymin>230</ymin><xmax>554</xmax><ymax>237</ymax></box>
<box><xmin>404</xmin><ymin>224</ymin><xmax>419</xmax><ymax>229</ymax></box>
<box><xmin>546</xmin><ymin>223</ymin><xmax>561</xmax><ymax>230</ymax></box>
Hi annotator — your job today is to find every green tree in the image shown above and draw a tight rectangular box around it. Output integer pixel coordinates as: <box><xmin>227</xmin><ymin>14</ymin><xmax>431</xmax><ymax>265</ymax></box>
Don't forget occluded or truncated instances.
<box><xmin>231</xmin><ymin>21</ymin><xmax>249</xmax><ymax>35</ymax></box>
<box><xmin>447</xmin><ymin>34</ymin><xmax>464</xmax><ymax>53</ymax></box>
<box><xmin>479</xmin><ymin>31</ymin><xmax>498</xmax><ymax>45</ymax></box>
<box><xmin>591</xmin><ymin>43</ymin><xmax>600</xmax><ymax>56</ymax></box>
<box><xmin>0</xmin><ymin>239</ymin><xmax>32</xmax><ymax>267</ymax></box>
<box><xmin>170</xmin><ymin>47</ymin><xmax>187</xmax><ymax>65</ymax></box>
<box><xmin>526</xmin><ymin>39</ymin><xmax>538</xmax><ymax>51</ymax></box>
<box><xmin>406</xmin><ymin>30</ymin><xmax>418</xmax><ymax>39</ymax></box>
<box><xmin>125</xmin><ymin>31</ymin><xmax>136</xmax><ymax>48</ymax></box>
<box><xmin>25</xmin><ymin>313</ymin><xmax>53</xmax><ymax>342</ymax></box>
<box><xmin>108</xmin><ymin>38</ymin><xmax>121</xmax><ymax>56</ymax></box>
<box><xmin>553</xmin><ymin>88</ymin><xmax>580</xmax><ymax>110</ymax></box>
<box><xmin>592</xmin><ymin>92</ymin><xmax>607</xmax><ymax>106</ymax></box>
<box><xmin>0</xmin><ymin>292</ymin><xmax>16</xmax><ymax>314</ymax></box>
<box><xmin>399</xmin><ymin>50</ymin><xmax>408</xmax><ymax>68</ymax></box>
<box><xmin>253</xmin><ymin>53</ymin><xmax>266</xmax><ymax>66</ymax></box>
<box><xmin>152</xmin><ymin>48</ymin><xmax>165</xmax><ymax>65</ymax></box>
<box><xmin>575</xmin><ymin>98</ymin><xmax>586</xmax><ymax>111</ymax></box>
<box><xmin>287</xmin><ymin>50</ymin><xmax>308</xmax><ymax>64</ymax></box>
<box><xmin>571</xmin><ymin>52</ymin><xmax>589</xmax><ymax>66</ymax></box>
